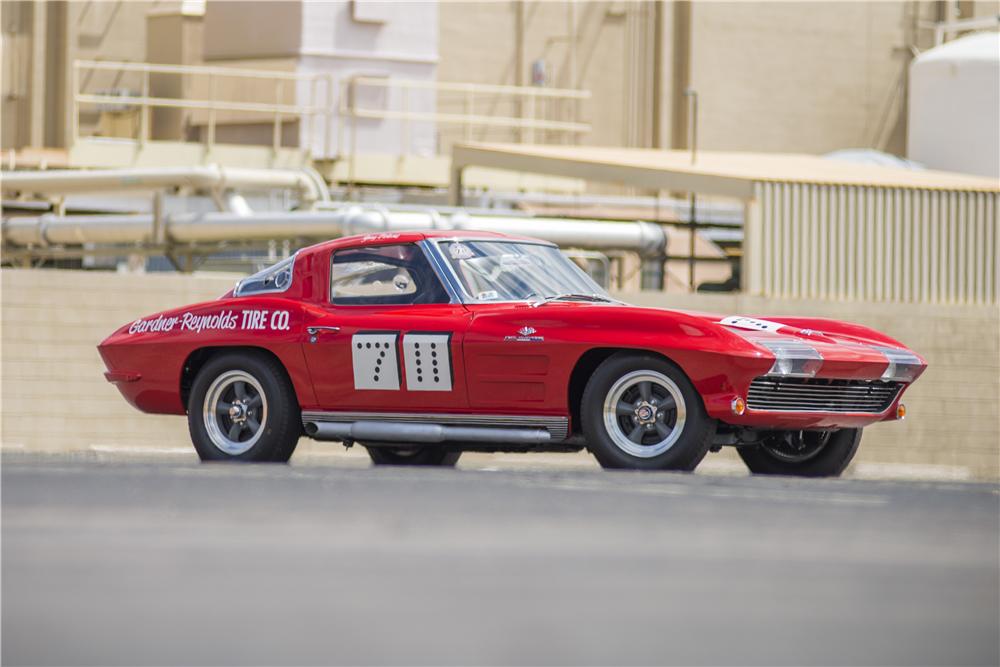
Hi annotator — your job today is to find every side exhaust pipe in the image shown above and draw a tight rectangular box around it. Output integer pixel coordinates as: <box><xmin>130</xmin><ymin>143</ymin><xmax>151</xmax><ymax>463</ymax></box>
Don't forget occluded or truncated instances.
<box><xmin>304</xmin><ymin>420</ymin><xmax>552</xmax><ymax>445</ymax></box>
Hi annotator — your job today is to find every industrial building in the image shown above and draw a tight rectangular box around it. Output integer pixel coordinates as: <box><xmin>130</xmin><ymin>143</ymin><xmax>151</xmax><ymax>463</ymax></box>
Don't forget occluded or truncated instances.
<box><xmin>3</xmin><ymin>1</ymin><xmax>999</xmax><ymax>172</ymax></box>
<box><xmin>1</xmin><ymin>1</ymin><xmax>999</xmax><ymax>479</ymax></box>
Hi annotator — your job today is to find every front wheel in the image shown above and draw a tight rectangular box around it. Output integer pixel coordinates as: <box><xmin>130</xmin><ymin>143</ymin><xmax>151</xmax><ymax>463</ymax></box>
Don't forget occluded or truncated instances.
<box><xmin>737</xmin><ymin>428</ymin><xmax>862</xmax><ymax>477</ymax></box>
<box><xmin>188</xmin><ymin>351</ymin><xmax>301</xmax><ymax>462</ymax></box>
<box><xmin>364</xmin><ymin>445</ymin><xmax>461</xmax><ymax>467</ymax></box>
<box><xmin>581</xmin><ymin>354</ymin><xmax>715</xmax><ymax>471</ymax></box>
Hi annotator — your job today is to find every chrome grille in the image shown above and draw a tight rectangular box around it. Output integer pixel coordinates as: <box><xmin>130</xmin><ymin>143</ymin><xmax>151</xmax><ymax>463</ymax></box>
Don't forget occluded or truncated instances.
<box><xmin>747</xmin><ymin>378</ymin><xmax>902</xmax><ymax>414</ymax></box>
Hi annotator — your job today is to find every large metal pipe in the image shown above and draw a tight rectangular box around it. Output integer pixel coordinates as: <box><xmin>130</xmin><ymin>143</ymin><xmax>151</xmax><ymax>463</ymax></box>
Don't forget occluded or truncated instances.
<box><xmin>2</xmin><ymin>203</ymin><xmax>668</xmax><ymax>257</ymax></box>
<box><xmin>3</xmin><ymin>214</ymin><xmax>156</xmax><ymax>246</ymax></box>
<box><xmin>0</xmin><ymin>165</ymin><xmax>327</xmax><ymax>205</ymax></box>
<box><xmin>328</xmin><ymin>205</ymin><xmax>668</xmax><ymax>257</ymax></box>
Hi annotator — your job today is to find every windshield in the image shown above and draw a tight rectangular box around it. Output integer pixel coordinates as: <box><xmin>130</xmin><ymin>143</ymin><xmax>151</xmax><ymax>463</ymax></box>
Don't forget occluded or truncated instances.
<box><xmin>436</xmin><ymin>240</ymin><xmax>610</xmax><ymax>303</ymax></box>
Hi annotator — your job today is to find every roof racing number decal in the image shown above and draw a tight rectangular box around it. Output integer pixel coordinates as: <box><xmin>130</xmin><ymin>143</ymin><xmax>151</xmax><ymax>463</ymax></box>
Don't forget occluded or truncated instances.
<box><xmin>718</xmin><ymin>316</ymin><xmax>785</xmax><ymax>333</ymax></box>
<box><xmin>352</xmin><ymin>331</ymin><xmax>453</xmax><ymax>391</ymax></box>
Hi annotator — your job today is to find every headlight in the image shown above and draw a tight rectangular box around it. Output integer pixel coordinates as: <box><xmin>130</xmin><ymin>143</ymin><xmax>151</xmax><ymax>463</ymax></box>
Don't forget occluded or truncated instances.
<box><xmin>757</xmin><ymin>338</ymin><xmax>823</xmax><ymax>378</ymax></box>
<box><xmin>875</xmin><ymin>347</ymin><xmax>922</xmax><ymax>382</ymax></box>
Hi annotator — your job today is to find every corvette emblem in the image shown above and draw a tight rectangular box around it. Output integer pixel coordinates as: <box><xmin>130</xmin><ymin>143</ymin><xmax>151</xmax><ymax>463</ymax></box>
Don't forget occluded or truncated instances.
<box><xmin>505</xmin><ymin>326</ymin><xmax>544</xmax><ymax>343</ymax></box>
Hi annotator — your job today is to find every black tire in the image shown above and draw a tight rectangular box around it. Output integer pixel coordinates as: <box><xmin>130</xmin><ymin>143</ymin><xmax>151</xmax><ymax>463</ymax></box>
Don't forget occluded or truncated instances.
<box><xmin>737</xmin><ymin>428</ymin><xmax>862</xmax><ymax>477</ymax></box>
<box><xmin>581</xmin><ymin>353</ymin><xmax>715</xmax><ymax>471</ymax></box>
<box><xmin>187</xmin><ymin>351</ymin><xmax>301</xmax><ymax>462</ymax></box>
<box><xmin>364</xmin><ymin>444</ymin><xmax>461</xmax><ymax>467</ymax></box>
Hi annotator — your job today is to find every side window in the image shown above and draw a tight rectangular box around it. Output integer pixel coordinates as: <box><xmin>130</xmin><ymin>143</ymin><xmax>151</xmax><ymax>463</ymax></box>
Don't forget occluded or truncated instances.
<box><xmin>235</xmin><ymin>254</ymin><xmax>295</xmax><ymax>296</ymax></box>
<box><xmin>330</xmin><ymin>244</ymin><xmax>449</xmax><ymax>305</ymax></box>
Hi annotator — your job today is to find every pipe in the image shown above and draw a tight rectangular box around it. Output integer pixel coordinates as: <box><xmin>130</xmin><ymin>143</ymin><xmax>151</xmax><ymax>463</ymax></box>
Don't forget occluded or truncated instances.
<box><xmin>304</xmin><ymin>420</ymin><xmax>552</xmax><ymax>445</ymax></box>
<box><xmin>3</xmin><ymin>214</ymin><xmax>156</xmax><ymax>246</ymax></box>
<box><xmin>326</xmin><ymin>206</ymin><xmax>668</xmax><ymax>256</ymax></box>
<box><xmin>2</xmin><ymin>204</ymin><xmax>668</xmax><ymax>257</ymax></box>
<box><xmin>0</xmin><ymin>165</ymin><xmax>328</xmax><ymax>205</ymax></box>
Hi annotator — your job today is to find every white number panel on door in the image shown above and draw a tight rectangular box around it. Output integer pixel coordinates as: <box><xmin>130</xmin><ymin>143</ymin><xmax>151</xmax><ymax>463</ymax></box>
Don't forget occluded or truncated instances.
<box><xmin>402</xmin><ymin>333</ymin><xmax>452</xmax><ymax>391</ymax></box>
<box><xmin>352</xmin><ymin>332</ymin><xmax>400</xmax><ymax>390</ymax></box>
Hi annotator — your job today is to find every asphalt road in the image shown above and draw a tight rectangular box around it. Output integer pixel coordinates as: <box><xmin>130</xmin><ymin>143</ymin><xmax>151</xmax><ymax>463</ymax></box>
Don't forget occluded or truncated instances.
<box><xmin>2</xmin><ymin>455</ymin><xmax>998</xmax><ymax>666</ymax></box>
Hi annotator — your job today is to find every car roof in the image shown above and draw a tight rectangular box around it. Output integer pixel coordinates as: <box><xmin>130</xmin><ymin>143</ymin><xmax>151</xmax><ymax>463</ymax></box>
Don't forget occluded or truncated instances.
<box><xmin>300</xmin><ymin>229</ymin><xmax>552</xmax><ymax>257</ymax></box>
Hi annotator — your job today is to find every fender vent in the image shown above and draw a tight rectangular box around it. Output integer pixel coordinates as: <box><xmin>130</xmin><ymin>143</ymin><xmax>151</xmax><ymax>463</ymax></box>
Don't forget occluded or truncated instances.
<box><xmin>747</xmin><ymin>377</ymin><xmax>903</xmax><ymax>414</ymax></box>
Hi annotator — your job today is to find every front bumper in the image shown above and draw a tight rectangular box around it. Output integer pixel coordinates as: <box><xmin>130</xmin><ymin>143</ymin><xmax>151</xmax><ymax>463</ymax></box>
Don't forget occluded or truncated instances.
<box><xmin>707</xmin><ymin>375</ymin><xmax>912</xmax><ymax>430</ymax></box>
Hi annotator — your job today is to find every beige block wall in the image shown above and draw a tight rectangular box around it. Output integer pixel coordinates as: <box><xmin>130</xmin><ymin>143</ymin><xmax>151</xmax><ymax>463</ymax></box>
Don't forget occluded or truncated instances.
<box><xmin>2</xmin><ymin>268</ymin><xmax>997</xmax><ymax>479</ymax></box>
<box><xmin>1</xmin><ymin>269</ymin><xmax>237</xmax><ymax>452</ymax></box>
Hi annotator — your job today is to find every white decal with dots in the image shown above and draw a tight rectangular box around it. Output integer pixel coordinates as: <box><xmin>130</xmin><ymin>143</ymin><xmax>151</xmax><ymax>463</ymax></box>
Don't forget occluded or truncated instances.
<box><xmin>351</xmin><ymin>333</ymin><xmax>400</xmax><ymax>390</ymax></box>
<box><xmin>402</xmin><ymin>333</ymin><xmax>452</xmax><ymax>391</ymax></box>
<box><xmin>718</xmin><ymin>316</ymin><xmax>785</xmax><ymax>333</ymax></box>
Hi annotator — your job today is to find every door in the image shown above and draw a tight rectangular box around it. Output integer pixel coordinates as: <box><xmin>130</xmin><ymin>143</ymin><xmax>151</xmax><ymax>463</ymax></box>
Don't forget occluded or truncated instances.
<box><xmin>462</xmin><ymin>304</ymin><xmax>564</xmax><ymax>412</ymax></box>
<box><xmin>302</xmin><ymin>242</ymin><xmax>472</xmax><ymax>413</ymax></box>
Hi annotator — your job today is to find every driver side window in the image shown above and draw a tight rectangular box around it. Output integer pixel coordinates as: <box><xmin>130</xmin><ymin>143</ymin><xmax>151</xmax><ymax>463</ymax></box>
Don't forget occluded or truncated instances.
<box><xmin>330</xmin><ymin>243</ymin><xmax>449</xmax><ymax>305</ymax></box>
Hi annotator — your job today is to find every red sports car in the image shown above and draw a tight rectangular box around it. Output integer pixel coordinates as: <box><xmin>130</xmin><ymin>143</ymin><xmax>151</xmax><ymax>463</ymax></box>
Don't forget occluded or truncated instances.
<box><xmin>99</xmin><ymin>230</ymin><xmax>925</xmax><ymax>476</ymax></box>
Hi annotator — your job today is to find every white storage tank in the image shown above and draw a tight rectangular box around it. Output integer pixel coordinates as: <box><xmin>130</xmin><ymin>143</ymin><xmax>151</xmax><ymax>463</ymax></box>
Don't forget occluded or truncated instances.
<box><xmin>907</xmin><ymin>31</ymin><xmax>1000</xmax><ymax>179</ymax></box>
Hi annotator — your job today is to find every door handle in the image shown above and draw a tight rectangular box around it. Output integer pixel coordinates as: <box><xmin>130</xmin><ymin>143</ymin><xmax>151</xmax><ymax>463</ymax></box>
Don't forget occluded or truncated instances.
<box><xmin>307</xmin><ymin>326</ymin><xmax>340</xmax><ymax>343</ymax></box>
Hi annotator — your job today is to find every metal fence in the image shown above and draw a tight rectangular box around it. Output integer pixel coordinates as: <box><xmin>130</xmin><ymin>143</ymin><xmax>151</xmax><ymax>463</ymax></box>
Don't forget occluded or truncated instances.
<box><xmin>747</xmin><ymin>182</ymin><xmax>999</xmax><ymax>305</ymax></box>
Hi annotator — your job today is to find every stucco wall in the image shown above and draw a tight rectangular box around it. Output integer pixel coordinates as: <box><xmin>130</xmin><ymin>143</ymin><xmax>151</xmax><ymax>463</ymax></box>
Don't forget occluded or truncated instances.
<box><xmin>2</xmin><ymin>268</ymin><xmax>996</xmax><ymax>479</ymax></box>
<box><xmin>689</xmin><ymin>2</ymin><xmax>925</xmax><ymax>155</ymax></box>
<box><xmin>437</xmin><ymin>1</ymin><xmax>632</xmax><ymax>149</ymax></box>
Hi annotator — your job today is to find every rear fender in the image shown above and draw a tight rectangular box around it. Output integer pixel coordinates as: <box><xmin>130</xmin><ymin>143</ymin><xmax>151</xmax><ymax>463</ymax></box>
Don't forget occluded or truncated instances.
<box><xmin>98</xmin><ymin>297</ymin><xmax>318</xmax><ymax>414</ymax></box>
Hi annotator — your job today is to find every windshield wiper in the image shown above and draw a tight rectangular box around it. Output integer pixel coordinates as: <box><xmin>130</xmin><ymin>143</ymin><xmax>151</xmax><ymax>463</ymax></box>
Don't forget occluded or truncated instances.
<box><xmin>529</xmin><ymin>293</ymin><xmax>619</xmax><ymax>308</ymax></box>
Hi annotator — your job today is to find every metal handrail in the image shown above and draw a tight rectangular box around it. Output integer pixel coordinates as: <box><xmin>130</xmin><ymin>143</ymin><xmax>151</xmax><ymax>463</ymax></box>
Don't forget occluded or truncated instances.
<box><xmin>75</xmin><ymin>93</ymin><xmax>326</xmax><ymax>116</ymax></box>
<box><xmin>75</xmin><ymin>59</ymin><xmax>322</xmax><ymax>82</ymax></box>
<box><xmin>922</xmin><ymin>15</ymin><xmax>1000</xmax><ymax>46</ymax></box>
<box><xmin>348</xmin><ymin>108</ymin><xmax>589</xmax><ymax>133</ymax></box>
<box><xmin>338</xmin><ymin>75</ymin><xmax>590</xmax><ymax>183</ymax></box>
<box><xmin>350</xmin><ymin>76</ymin><xmax>592</xmax><ymax>100</ymax></box>
<box><xmin>72</xmin><ymin>60</ymin><xmax>591</xmax><ymax>169</ymax></box>
<box><xmin>73</xmin><ymin>60</ymin><xmax>333</xmax><ymax>157</ymax></box>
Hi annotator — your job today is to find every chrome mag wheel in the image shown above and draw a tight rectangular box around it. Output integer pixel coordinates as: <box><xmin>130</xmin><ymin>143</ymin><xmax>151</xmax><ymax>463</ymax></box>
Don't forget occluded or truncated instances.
<box><xmin>602</xmin><ymin>370</ymin><xmax>687</xmax><ymax>458</ymax></box>
<box><xmin>202</xmin><ymin>370</ymin><xmax>268</xmax><ymax>455</ymax></box>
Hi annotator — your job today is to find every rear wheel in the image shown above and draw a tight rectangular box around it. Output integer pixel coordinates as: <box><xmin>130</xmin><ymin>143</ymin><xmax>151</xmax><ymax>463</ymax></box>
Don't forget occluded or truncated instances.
<box><xmin>188</xmin><ymin>351</ymin><xmax>301</xmax><ymax>462</ymax></box>
<box><xmin>581</xmin><ymin>353</ymin><xmax>715</xmax><ymax>471</ymax></box>
<box><xmin>364</xmin><ymin>444</ymin><xmax>461</xmax><ymax>467</ymax></box>
<box><xmin>737</xmin><ymin>428</ymin><xmax>862</xmax><ymax>477</ymax></box>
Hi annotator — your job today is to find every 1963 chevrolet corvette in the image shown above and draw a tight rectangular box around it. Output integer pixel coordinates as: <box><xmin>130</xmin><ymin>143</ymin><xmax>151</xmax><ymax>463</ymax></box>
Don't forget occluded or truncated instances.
<box><xmin>99</xmin><ymin>230</ymin><xmax>925</xmax><ymax>476</ymax></box>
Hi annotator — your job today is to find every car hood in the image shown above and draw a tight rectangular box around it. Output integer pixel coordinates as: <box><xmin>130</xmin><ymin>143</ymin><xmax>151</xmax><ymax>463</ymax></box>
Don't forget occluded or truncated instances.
<box><xmin>489</xmin><ymin>301</ymin><xmax>926</xmax><ymax>382</ymax></box>
<box><xmin>637</xmin><ymin>305</ymin><xmax>926</xmax><ymax>381</ymax></box>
